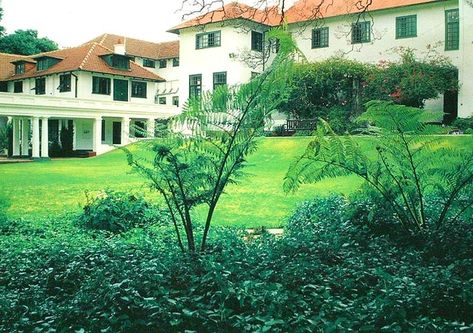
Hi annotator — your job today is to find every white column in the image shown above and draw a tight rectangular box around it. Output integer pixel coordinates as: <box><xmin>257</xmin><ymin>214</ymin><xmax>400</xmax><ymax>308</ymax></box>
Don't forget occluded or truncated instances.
<box><xmin>12</xmin><ymin>118</ymin><xmax>20</xmax><ymax>156</ymax></box>
<box><xmin>32</xmin><ymin>117</ymin><xmax>40</xmax><ymax>159</ymax></box>
<box><xmin>72</xmin><ymin>120</ymin><xmax>76</xmax><ymax>151</ymax></box>
<box><xmin>41</xmin><ymin>117</ymin><xmax>49</xmax><ymax>158</ymax></box>
<box><xmin>93</xmin><ymin>117</ymin><xmax>102</xmax><ymax>153</ymax></box>
<box><xmin>147</xmin><ymin>118</ymin><xmax>155</xmax><ymax>138</ymax></box>
<box><xmin>21</xmin><ymin>118</ymin><xmax>30</xmax><ymax>156</ymax></box>
<box><xmin>122</xmin><ymin>117</ymin><xmax>130</xmax><ymax>145</ymax></box>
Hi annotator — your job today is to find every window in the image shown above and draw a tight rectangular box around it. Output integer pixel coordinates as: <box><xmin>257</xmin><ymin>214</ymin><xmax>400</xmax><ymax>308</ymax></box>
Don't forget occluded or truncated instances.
<box><xmin>35</xmin><ymin>78</ymin><xmax>46</xmax><ymax>95</ymax></box>
<box><xmin>445</xmin><ymin>9</ymin><xmax>459</xmax><ymax>51</ymax></box>
<box><xmin>251</xmin><ymin>31</ymin><xmax>263</xmax><ymax>52</ymax></box>
<box><xmin>172</xmin><ymin>58</ymin><xmax>179</xmax><ymax>67</ymax></box>
<box><xmin>131</xmin><ymin>81</ymin><xmax>147</xmax><ymax>98</ymax></box>
<box><xmin>143</xmin><ymin>59</ymin><xmax>155</xmax><ymax>68</ymax></box>
<box><xmin>312</xmin><ymin>27</ymin><xmax>329</xmax><ymax>48</ymax></box>
<box><xmin>59</xmin><ymin>74</ymin><xmax>71</xmax><ymax>92</ymax></box>
<box><xmin>112</xmin><ymin>55</ymin><xmax>130</xmax><ymax>69</ymax></box>
<box><xmin>213</xmin><ymin>71</ymin><xmax>227</xmax><ymax>90</ymax></box>
<box><xmin>158</xmin><ymin>59</ymin><xmax>167</xmax><ymax>68</ymax></box>
<box><xmin>37</xmin><ymin>59</ymin><xmax>49</xmax><ymax>71</ymax></box>
<box><xmin>92</xmin><ymin>76</ymin><xmax>111</xmax><ymax>95</ymax></box>
<box><xmin>14</xmin><ymin>81</ymin><xmax>23</xmax><ymax>93</ymax></box>
<box><xmin>196</xmin><ymin>31</ymin><xmax>221</xmax><ymax>49</ymax></box>
<box><xmin>172</xmin><ymin>96</ymin><xmax>179</xmax><ymax>107</ymax></box>
<box><xmin>396</xmin><ymin>15</ymin><xmax>417</xmax><ymax>39</ymax></box>
<box><xmin>351</xmin><ymin>21</ymin><xmax>371</xmax><ymax>44</ymax></box>
<box><xmin>158</xmin><ymin>96</ymin><xmax>166</xmax><ymax>105</ymax></box>
<box><xmin>189</xmin><ymin>74</ymin><xmax>202</xmax><ymax>98</ymax></box>
<box><xmin>0</xmin><ymin>82</ymin><xmax>7</xmax><ymax>92</ymax></box>
<box><xmin>15</xmin><ymin>63</ymin><xmax>25</xmax><ymax>75</ymax></box>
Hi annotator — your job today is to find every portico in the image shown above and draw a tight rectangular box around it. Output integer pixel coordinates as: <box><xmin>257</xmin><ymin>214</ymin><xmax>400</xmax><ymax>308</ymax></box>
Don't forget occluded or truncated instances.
<box><xmin>1</xmin><ymin>93</ymin><xmax>179</xmax><ymax>159</ymax></box>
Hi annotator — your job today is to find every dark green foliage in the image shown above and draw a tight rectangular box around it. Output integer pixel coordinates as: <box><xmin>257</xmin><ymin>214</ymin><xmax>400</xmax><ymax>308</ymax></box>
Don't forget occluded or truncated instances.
<box><xmin>1</xmin><ymin>198</ymin><xmax>472</xmax><ymax>332</ymax></box>
<box><xmin>281</xmin><ymin>50</ymin><xmax>458</xmax><ymax>131</ymax></box>
<box><xmin>0</xmin><ymin>7</ymin><xmax>4</xmax><ymax>37</ymax></box>
<box><xmin>280</xmin><ymin>58</ymin><xmax>370</xmax><ymax>132</ymax></box>
<box><xmin>0</xmin><ymin>195</ymin><xmax>10</xmax><ymax>230</ymax></box>
<box><xmin>366</xmin><ymin>49</ymin><xmax>458</xmax><ymax>108</ymax></box>
<box><xmin>285</xmin><ymin>100</ymin><xmax>473</xmax><ymax>232</ymax></box>
<box><xmin>0</xmin><ymin>122</ymin><xmax>9</xmax><ymax>154</ymax></box>
<box><xmin>0</xmin><ymin>29</ymin><xmax>58</xmax><ymax>55</ymax></box>
<box><xmin>77</xmin><ymin>190</ymin><xmax>168</xmax><ymax>233</ymax></box>
<box><xmin>452</xmin><ymin>116</ymin><xmax>473</xmax><ymax>132</ymax></box>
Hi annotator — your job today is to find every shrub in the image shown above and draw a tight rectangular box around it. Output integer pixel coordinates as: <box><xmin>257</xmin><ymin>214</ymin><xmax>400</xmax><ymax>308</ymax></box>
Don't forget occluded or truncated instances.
<box><xmin>452</xmin><ymin>116</ymin><xmax>473</xmax><ymax>132</ymax></box>
<box><xmin>77</xmin><ymin>190</ymin><xmax>168</xmax><ymax>233</ymax></box>
<box><xmin>1</xmin><ymin>199</ymin><xmax>472</xmax><ymax>332</ymax></box>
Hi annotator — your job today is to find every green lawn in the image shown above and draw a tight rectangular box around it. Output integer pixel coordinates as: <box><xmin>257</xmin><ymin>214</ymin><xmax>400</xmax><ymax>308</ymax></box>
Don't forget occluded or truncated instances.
<box><xmin>1</xmin><ymin>136</ymin><xmax>471</xmax><ymax>227</ymax></box>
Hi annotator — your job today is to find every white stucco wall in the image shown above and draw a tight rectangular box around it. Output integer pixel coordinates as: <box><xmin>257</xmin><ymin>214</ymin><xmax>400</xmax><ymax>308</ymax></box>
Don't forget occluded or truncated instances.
<box><xmin>178</xmin><ymin>21</ymin><xmax>270</xmax><ymax>106</ymax></box>
<box><xmin>291</xmin><ymin>1</ymin><xmax>460</xmax><ymax>64</ymax></box>
<box><xmin>7</xmin><ymin>71</ymin><xmax>159</xmax><ymax>105</ymax></box>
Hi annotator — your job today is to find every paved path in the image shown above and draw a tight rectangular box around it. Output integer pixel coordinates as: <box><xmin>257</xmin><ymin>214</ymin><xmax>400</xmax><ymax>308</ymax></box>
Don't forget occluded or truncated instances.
<box><xmin>0</xmin><ymin>157</ymin><xmax>34</xmax><ymax>164</ymax></box>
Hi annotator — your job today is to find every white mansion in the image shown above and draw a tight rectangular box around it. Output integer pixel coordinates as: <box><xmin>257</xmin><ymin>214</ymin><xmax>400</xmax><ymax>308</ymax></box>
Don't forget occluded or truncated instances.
<box><xmin>0</xmin><ymin>0</ymin><xmax>471</xmax><ymax>158</ymax></box>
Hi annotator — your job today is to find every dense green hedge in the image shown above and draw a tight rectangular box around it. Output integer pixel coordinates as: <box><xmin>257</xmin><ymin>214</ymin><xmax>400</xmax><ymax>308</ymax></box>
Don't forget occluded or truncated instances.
<box><xmin>0</xmin><ymin>195</ymin><xmax>472</xmax><ymax>332</ymax></box>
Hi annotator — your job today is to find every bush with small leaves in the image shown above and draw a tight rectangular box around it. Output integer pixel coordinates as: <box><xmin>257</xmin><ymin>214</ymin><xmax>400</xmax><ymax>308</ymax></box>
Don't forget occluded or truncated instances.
<box><xmin>77</xmin><ymin>190</ymin><xmax>169</xmax><ymax>233</ymax></box>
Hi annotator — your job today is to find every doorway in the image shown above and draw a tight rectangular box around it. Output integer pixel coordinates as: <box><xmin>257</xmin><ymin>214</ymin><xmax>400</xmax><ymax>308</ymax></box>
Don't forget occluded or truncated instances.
<box><xmin>112</xmin><ymin>122</ymin><xmax>122</xmax><ymax>144</ymax></box>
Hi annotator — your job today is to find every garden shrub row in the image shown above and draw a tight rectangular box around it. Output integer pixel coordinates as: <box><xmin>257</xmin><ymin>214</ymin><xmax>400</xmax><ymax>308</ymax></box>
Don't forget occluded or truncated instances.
<box><xmin>1</xmin><ymin>194</ymin><xmax>472</xmax><ymax>332</ymax></box>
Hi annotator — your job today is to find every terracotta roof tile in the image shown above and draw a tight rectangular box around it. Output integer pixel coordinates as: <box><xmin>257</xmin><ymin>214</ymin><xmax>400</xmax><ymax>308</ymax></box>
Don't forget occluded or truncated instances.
<box><xmin>0</xmin><ymin>53</ymin><xmax>33</xmax><ymax>81</ymax></box>
<box><xmin>86</xmin><ymin>33</ymin><xmax>179</xmax><ymax>60</ymax></box>
<box><xmin>170</xmin><ymin>0</ymin><xmax>446</xmax><ymax>31</ymax></box>
<box><xmin>2</xmin><ymin>43</ymin><xmax>164</xmax><ymax>82</ymax></box>
<box><xmin>285</xmin><ymin>0</ymin><xmax>446</xmax><ymax>23</ymax></box>
<box><xmin>168</xmin><ymin>2</ymin><xmax>282</xmax><ymax>33</ymax></box>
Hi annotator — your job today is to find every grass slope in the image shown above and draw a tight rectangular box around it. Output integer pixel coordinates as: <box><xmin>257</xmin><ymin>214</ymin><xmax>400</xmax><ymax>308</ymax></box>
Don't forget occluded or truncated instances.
<box><xmin>0</xmin><ymin>136</ymin><xmax>471</xmax><ymax>227</ymax></box>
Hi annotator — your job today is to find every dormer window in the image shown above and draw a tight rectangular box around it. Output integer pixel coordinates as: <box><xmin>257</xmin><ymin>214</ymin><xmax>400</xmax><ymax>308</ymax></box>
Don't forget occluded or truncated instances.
<box><xmin>35</xmin><ymin>56</ymin><xmax>61</xmax><ymax>71</ymax></box>
<box><xmin>101</xmin><ymin>54</ymin><xmax>131</xmax><ymax>70</ymax></box>
<box><xmin>15</xmin><ymin>63</ymin><xmax>25</xmax><ymax>75</ymax></box>
<box><xmin>112</xmin><ymin>55</ymin><xmax>130</xmax><ymax>70</ymax></box>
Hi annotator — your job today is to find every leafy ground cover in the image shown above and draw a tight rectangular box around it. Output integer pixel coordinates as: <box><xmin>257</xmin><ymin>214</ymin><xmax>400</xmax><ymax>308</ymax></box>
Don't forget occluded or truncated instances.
<box><xmin>0</xmin><ymin>136</ymin><xmax>471</xmax><ymax>227</ymax></box>
<box><xmin>1</xmin><ymin>195</ymin><xmax>471</xmax><ymax>332</ymax></box>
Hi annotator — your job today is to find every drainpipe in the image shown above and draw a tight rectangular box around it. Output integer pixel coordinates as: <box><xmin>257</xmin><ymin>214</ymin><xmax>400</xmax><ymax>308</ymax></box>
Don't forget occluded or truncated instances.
<box><xmin>71</xmin><ymin>72</ymin><xmax>78</xmax><ymax>98</ymax></box>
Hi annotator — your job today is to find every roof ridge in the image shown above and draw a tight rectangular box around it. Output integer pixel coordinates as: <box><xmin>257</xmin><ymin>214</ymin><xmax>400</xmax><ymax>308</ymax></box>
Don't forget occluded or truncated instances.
<box><xmin>98</xmin><ymin>33</ymin><xmax>108</xmax><ymax>46</ymax></box>
<box><xmin>0</xmin><ymin>52</ymin><xmax>29</xmax><ymax>57</ymax></box>
<box><xmin>79</xmin><ymin>42</ymin><xmax>98</xmax><ymax>70</ymax></box>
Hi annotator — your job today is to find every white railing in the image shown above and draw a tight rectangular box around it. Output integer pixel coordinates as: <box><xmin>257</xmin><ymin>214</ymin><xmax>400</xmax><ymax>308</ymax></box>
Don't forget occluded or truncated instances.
<box><xmin>0</xmin><ymin>92</ymin><xmax>181</xmax><ymax>119</ymax></box>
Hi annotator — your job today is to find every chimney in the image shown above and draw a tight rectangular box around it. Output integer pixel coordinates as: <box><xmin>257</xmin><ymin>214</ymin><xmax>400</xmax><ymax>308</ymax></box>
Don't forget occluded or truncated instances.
<box><xmin>114</xmin><ymin>38</ymin><xmax>126</xmax><ymax>55</ymax></box>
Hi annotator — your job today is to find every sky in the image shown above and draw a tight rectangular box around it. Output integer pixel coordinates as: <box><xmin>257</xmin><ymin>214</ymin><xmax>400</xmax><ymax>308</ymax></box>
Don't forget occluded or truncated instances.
<box><xmin>1</xmin><ymin>0</ymin><xmax>186</xmax><ymax>48</ymax></box>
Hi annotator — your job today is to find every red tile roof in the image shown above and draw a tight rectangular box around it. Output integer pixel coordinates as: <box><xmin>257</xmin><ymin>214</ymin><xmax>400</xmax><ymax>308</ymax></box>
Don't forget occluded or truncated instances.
<box><xmin>2</xmin><ymin>43</ymin><xmax>164</xmax><ymax>82</ymax></box>
<box><xmin>168</xmin><ymin>2</ymin><xmax>282</xmax><ymax>33</ymax></box>
<box><xmin>285</xmin><ymin>0</ymin><xmax>444</xmax><ymax>23</ymax></box>
<box><xmin>170</xmin><ymin>0</ymin><xmax>445</xmax><ymax>32</ymax></box>
<box><xmin>86</xmin><ymin>33</ymin><xmax>179</xmax><ymax>60</ymax></box>
<box><xmin>0</xmin><ymin>53</ymin><xmax>33</xmax><ymax>81</ymax></box>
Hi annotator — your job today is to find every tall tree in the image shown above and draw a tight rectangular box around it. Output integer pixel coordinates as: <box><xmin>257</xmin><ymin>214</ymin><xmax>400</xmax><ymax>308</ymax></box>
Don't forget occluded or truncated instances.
<box><xmin>0</xmin><ymin>29</ymin><xmax>58</xmax><ymax>55</ymax></box>
<box><xmin>0</xmin><ymin>7</ymin><xmax>5</xmax><ymax>37</ymax></box>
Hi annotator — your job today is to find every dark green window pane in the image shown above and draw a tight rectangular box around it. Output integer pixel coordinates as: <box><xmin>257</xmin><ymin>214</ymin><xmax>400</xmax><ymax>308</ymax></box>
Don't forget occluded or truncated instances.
<box><xmin>131</xmin><ymin>81</ymin><xmax>147</xmax><ymax>98</ymax></box>
<box><xmin>189</xmin><ymin>74</ymin><xmax>202</xmax><ymax>98</ymax></box>
<box><xmin>445</xmin><ymin>9</ymin><xmax>459</xmax><ymax>50</ymax></box>
<box><xmin>196</xmin><ymin>31</ymin><xmax>221</xmax><ymax>49</ymax></box>
<box><xmin>59</xmin><ymin>74</ymin><xmax>71</xmax><ymax>92</ymax></box>
<box><xmin>396</xmin><ymin>15</ymin><xmax>417</xmax><ymax>39</ymax></box>
<box><xmin>352</xmin><ymin>21</ymin><xmax>371</xmax><ymax>44</ymax></box>
<box><xmin>213</xmin><ymin>71</ymin><xmax>227</xmax><ymax>90</ymax></box>
<box><xmin>251</xmin><ymin>31</ymin><xmax>263</xmax><ymax>52</ymax></box>
<box><xmin>312</xmin><ymin>27</ymin><xmax>329</xmax><ymax>48</ymax></box>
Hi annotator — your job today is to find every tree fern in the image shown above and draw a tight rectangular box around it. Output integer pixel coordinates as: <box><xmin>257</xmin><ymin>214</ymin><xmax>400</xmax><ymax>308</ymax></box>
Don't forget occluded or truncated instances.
<box><xmin>286</xmin><ymin>100</ymin><xmax>473</xmax><ymax>232</ymax></box>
